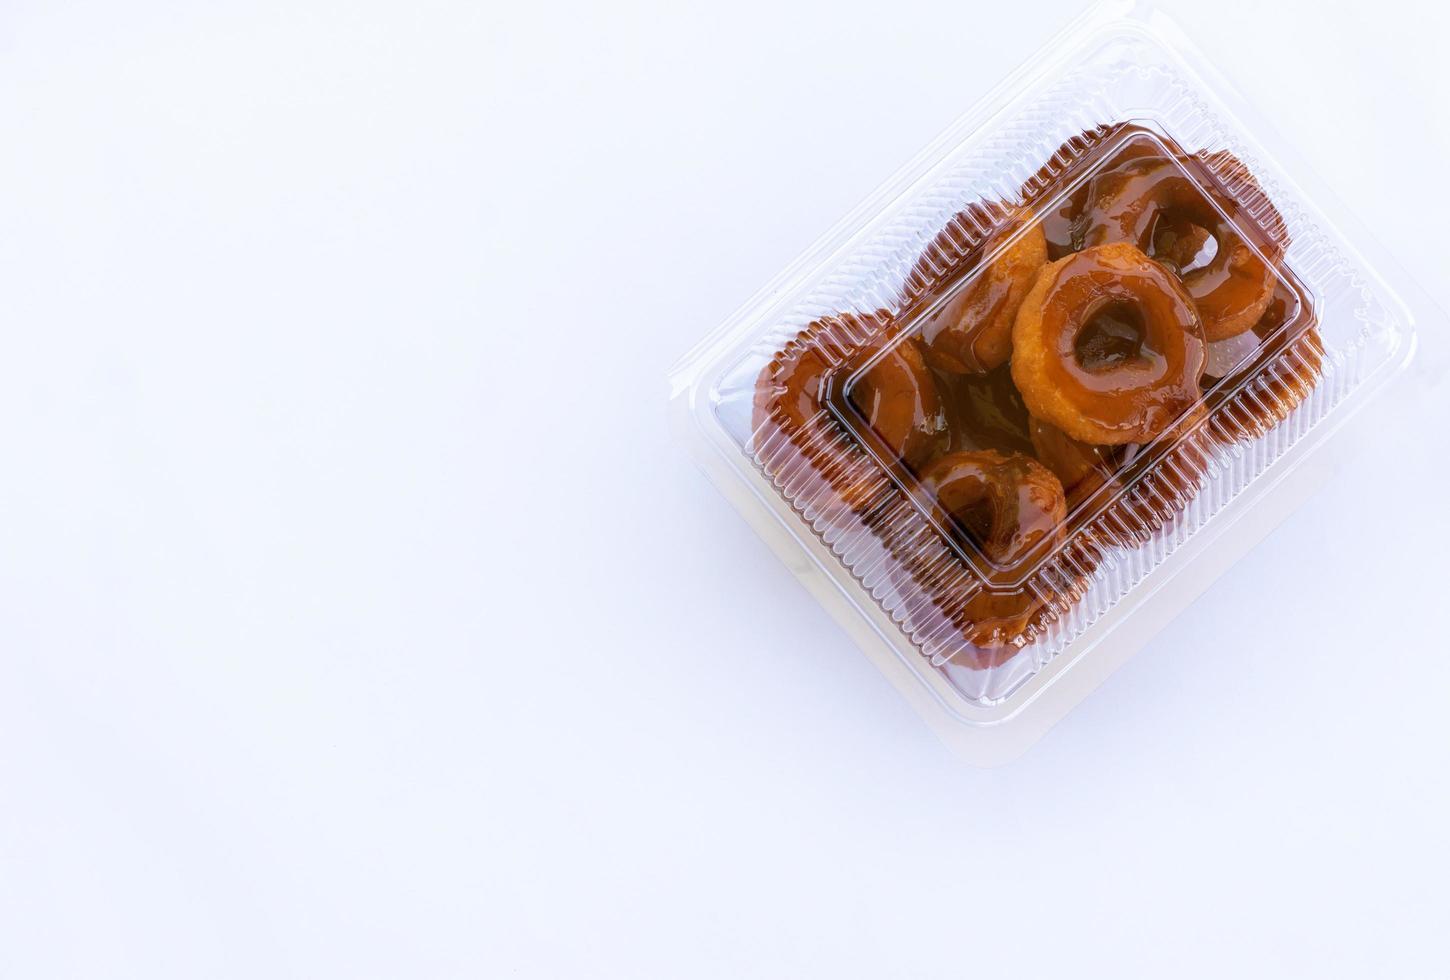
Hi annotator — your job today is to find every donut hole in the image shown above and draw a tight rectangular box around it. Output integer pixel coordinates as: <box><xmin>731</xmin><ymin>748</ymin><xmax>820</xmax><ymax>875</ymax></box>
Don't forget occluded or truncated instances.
<box><xmin>951</xmin><ymin>498</ymin><xmax>996</xmax><ymax>544</ymax></box>
<box><xmin>1150</xmin><ymin>213</ymin><xmax>1218</xmax><ymax>275</ymax></box>
<box><xmin>1074</xmin><ymin>301</ymin><xmax>1149</xmax><ymax>372</ymax></box>
<box><xmin>936</xmin><ymin>489</ymin><xmax>1000</xmax><ymax>558</ymax></box>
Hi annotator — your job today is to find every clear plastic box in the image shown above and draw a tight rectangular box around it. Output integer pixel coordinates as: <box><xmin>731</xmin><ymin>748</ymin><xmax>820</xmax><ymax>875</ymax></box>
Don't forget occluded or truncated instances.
<box><xmin>668</xmin><ymin>1</ymin><xmax>1433</xmax><ymax>763</ymax></box>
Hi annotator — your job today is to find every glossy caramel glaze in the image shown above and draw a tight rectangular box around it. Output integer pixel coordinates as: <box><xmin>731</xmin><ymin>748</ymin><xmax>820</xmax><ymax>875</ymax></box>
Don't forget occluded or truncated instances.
<box><xmin>942</xmin><ymin>363</ymin><xmax>1036</xmax><ymax>457</ymax></box>
<box><xmin>752</xmin><ymin>311</ymin><xmax>899</xmax><ymax>517</ymax></box>
<box><xmin>831</xmin><ymin>331</ymin><xmax>1036</xmax><ymax>466</ymax></box>
<box><xmin>918</xmin><ymin>451</ymin><xmax>1067</xmax><ymax>576</ymax></box>
<box><xmin>1026</xmin><ymin>124</ymin><xmax>1166</xmax><ymax>259</ymax></box>
<box><xmin>846</xmin><ymin>332</ymin><xmax>949</xmax><ymax>470</ymax></box>
<box><xmin>1077</xmin><ymin>156</ymin><xmax>1281</xmax><ymax>341</ymax></box>
<box><xmin>1029</xmin><ymin>416</ymin><xmax>1114</xmax><ymax>508</ymax></box>
<box><xmin>752</xmin><ymin>333</ymin><xmax>832</xmax><ymax>445</ymax></box>
<box><xmin>904</xmin><ymin>450</ymin><xmax>1076</xmax><ymax>655</ymax></box>
<box><xmin>912</xmin><ymin>215</ymin><xmax>1047</xmax><ymax>374</ymax></box>
<box><xmin>1011</xmin><ymin>242</ymin><xmax>1206</xmax><ymax>444</ymax></box>
<box><xmin>888</xmin><ymin>555</ymin><xmax>1072</xmax><ymax>668</ymax></box>
<box><xmin>1203</xmin><ymin>275</ymin><xmax>1323</xmax><ymax>443</ymax></box>
<box><xmin>753</xmin><ymin>312</ymin><xmax>897</xmax><ymax>445</ymax></box>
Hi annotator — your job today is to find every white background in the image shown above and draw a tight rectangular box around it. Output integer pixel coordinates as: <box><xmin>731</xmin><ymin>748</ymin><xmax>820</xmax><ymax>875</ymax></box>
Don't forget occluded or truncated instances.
<box><xmin>1</xmin><ymin>0</ymin><xmax>1447</xmax><ymax>976</ymax></box>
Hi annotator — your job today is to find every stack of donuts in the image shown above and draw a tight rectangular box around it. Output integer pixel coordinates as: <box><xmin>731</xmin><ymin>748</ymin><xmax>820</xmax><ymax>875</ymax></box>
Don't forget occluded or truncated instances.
<box><xmin>753</xmin><ymin>124</ymin><xmax>1323</xmax><ymax>666</ymax></box>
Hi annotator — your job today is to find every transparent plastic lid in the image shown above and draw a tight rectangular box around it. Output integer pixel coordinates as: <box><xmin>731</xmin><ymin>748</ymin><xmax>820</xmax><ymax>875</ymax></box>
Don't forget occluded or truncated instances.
<box><xmin>670</xmin><ymin>2</ymin><xmax>1423</xmax><ymax>762</ymax></box>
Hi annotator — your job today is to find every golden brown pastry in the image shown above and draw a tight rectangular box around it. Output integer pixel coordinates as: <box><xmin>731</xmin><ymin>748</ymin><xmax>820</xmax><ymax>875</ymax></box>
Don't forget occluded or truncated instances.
<box><xmin>1011</xmin><ymin>243</ymin><xmax>1206</xmax><ymax>444</ymax></box>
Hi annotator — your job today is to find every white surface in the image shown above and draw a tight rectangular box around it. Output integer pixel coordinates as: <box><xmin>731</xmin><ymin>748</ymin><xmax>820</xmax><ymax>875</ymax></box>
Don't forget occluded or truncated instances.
<box><xmin>0</xmin><ymin>1</ymin><xmax>1446</xmax><ymax>976</ymax></box>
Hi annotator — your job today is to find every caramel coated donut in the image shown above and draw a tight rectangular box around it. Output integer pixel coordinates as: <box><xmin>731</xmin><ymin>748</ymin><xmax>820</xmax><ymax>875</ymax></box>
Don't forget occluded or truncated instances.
<box><xmin>918</xmin><ymin>450</ymin><xmax>1067</xmax><ymax>580</ymax></box>
<box><xmin>1029</xmin><ymin>416</ymin><xmax>1114</xmax><ymax>509</ymax></box>
<box><xmin>752</xmin><ymin>311</ymin><xmax>952</xmax><ymax>504</ymax></box>
<box><xmin>754</xmin><ymin>312</ymin><xmax>896</xmax><ymax>443</ymax></box>
<box><xmin>1195</xmin><ymin>148</ymin><xmax>1292</xmax><ymax>259</ymax></box>
<box><xmin>1077</xmin><ymin>157</ymin><xmax>1283</xmax><ymax>341</ymax></box>
<box><xmin>752</xmin><ymin>332</ymin><xmax>833</xmax><ymax>447</ymax></box>
<box><xmin>1011</xmin><ymin>243</ymin><xmax>1206</xmax><ymax>445</ymax></box>
<box><xmin>904</xmin><ymin>450</ymin><xmax>1074</xmax><ymax>656</ymax></box>
<box><xmin>846</xmin><ymin>332</ymin><xmax>949</xmax><ymax>471</ymax></box>
<box><xmin>1025</xmin><ymin>124</ymin><xmax>1163</xmax><ymax>259</ymax></box>
<box><xmin>913</xmin><ymin>213</ymin><xmax>1047</xmax><ymax>374</ymax></box>
<box><xmin>752</xmin><ymin>311</ymin><xmax>898</xmax><ymax>514</ymax></box>
<box><xmin>886</xmin><ymin>554</ymin><xmax>1070</xmax><ymax>669</ymax></box>
<box><xmin>933</xmin><ymin>580</ymin><xmax>1077</xmax><ymax>666</ymax></box>
<box><xmin>1203</xmin><ymin>279</ymin><xmax>1323</xmax><ymax>443</ymax></box>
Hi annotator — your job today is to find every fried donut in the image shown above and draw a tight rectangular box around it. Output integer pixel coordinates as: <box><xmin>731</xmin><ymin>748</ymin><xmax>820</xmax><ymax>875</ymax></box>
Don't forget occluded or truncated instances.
<box><xmin>1195</xmin><ymin>148</ymin><xmax>1292</xmax><ymax>259</ymax></box>
<box><xmin>1011</xmin><ymin>242</ymin><xmax>1206</xmax><ymax>445</ymax></box>
<box><xmin>1025</xmin><ymin>124</ymin><xmax>1166</xmax><ymax>259</ymax></box>
<box><xmin>902</xmin><ymin>450</ymin><xmax>1076</xmax><ymax>657</ymax></box>
<box><xmin>893</xmin><ymin>550</ymin><xmax>1092</xmax><ymax>668</ymax></box>
<box><xmin>1203</xmin><ymin>278</ymin><xmax>1323</xmax><ymax>444</ymax></box>
<box><xmin>752</xmin><ymin>331</ymin><xmax>833</xmax><ymax>449</ymax></box>
<box><xmin>919</xmin><ymin>450</ymin><xmax>1067</xmax><ymax>579</ymax></box>
<box><xmin>925</xmin><ymin>576</ymin><xmax>1080</xmax><ymax>667</ymax></box>
<box><xmin>1029</xmin><ymin>416</ymin><xmax>1115</xmax><ymax>510</ymax></box>
<box><xmin>754</xmin><ymin>312</ymin><xmax>895</xmax><ymax>446</ymax></box>
<box><xmin>752</xmin><ymin>311</ymin><xmax>899</xmax><ymax>515</ymax></box>
<box><xmin>911</xmin><ymin>212</ymin><xmax>1047</xmax><ymax>374</ymax></box>
<box><xmin>885</xmin><ymin>555</ymin><xmax>1066</xmax><ymax>669</ymax></box>
<box><xmin>1077</xmin><ymin>156</ymin><xmax>1283</xmax><ymax>341</ymax></box>
<box><xmin>845</xmin><ymin>332</ymin><xmax>949</xmax><ymax>471</ymax></box>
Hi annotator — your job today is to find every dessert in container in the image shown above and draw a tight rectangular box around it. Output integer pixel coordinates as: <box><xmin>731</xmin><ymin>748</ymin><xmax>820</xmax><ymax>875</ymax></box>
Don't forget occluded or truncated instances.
<box><xmin>667</xmin><ymin>1</ymin><xmax>1438</xmax><ymax>763</ymax></box>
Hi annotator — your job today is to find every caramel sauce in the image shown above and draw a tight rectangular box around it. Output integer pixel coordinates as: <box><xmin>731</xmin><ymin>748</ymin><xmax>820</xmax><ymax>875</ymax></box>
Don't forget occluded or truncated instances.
<box><xmin>941</xmin><ymin>363</ymin><xmax>1036</xmax><ymax>457</ymax></box>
